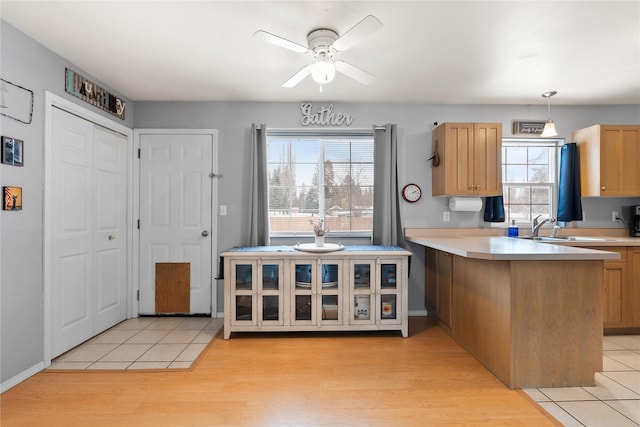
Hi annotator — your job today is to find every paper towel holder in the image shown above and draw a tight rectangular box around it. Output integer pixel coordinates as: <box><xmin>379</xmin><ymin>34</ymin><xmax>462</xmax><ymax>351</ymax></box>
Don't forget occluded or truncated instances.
<box><xmin>449</xmin><ymin>197</ymin><xmax>483</xmax><ymax>212</ymax></box>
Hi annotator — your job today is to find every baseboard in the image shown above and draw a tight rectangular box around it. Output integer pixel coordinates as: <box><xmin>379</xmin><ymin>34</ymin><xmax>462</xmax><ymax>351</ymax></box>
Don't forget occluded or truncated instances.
<box><xmin>1</xmin><ymin>361</ymin><xmax>44</xmax><ymax>393</ymax></box>
<box><xmin>408</xmin><ymin>309</ymin><xmax>428</xmax><ymax>317</ymax></box>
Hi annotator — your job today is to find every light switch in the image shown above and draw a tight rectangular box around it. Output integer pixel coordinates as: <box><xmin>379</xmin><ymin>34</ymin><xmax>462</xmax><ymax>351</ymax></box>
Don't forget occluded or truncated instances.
<box><xmin>220</xmin><ymin>205</ymin><xmax>227</xmax><ymax>216</ymax></box>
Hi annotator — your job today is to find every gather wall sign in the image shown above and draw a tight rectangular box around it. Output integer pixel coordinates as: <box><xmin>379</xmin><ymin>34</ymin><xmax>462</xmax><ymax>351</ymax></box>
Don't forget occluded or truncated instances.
<box><xmin>300</xmin><ymin>103</ymin><xmax>354</xmax><ymax>126</ymax></box>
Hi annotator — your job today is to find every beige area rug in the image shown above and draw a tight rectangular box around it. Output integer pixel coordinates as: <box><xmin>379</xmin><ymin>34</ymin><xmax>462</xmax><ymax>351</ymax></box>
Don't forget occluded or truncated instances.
<box><xmin>47</xmin><ymin>317</ymin><xmax>223</xmax><ymax>371</ymax></box>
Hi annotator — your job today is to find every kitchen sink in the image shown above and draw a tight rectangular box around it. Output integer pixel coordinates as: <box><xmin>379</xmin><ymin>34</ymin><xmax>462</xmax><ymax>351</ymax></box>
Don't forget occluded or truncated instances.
<box><xmin>518</xmin><ymin>235</ymin><xmax>615</xmax><ymax>242</ymax></box>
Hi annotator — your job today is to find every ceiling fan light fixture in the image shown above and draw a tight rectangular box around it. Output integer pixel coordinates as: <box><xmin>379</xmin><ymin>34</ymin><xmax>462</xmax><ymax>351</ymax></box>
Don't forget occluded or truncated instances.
<box><xmin>540</xmin><ymin>90</ymin><xmax>558</xmax><ymax>137</ymax></box>
<box><xmin>311</xmin><ymin>60</ymin><xmax>336</xmax><ymax>85</ymax></box>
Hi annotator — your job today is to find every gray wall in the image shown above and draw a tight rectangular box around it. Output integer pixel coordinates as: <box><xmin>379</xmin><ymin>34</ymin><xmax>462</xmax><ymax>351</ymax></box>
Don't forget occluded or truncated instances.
<box><xmin>2</xmin><ymin>18</ymin><xmax>639</xmax><ymax>387</ymax></box>
<box><xmin>0</xmin><ymin>20</ymin><xmax>133</xmax><ymax>387</ymax></box>
<box><xmin>134</xmin><ymin>102</ymin><xmax>640</xmax><ymax>317</ymax></box>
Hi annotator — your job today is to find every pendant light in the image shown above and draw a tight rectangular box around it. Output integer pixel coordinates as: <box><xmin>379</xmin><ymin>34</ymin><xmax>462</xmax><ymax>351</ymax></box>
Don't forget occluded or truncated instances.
<box><xmin>540</xmin><ymin>91</ymin><xmax>558</xmax><ymax>137</ymax></box>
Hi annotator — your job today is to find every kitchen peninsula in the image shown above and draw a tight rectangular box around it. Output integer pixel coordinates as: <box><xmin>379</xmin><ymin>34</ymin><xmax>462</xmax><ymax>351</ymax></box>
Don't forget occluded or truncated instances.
<box><xmin>405</xmin><ymin>229</ymin><xmax>621</xmax><ymax>389</ymax></box>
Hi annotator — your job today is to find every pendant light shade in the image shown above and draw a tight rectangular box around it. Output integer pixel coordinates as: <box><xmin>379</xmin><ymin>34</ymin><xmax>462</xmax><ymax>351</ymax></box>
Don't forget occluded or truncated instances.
<box><xmin>540</xmin><ymin>91</ymin><xmax>558</xmax><ymax>137</ymax></box>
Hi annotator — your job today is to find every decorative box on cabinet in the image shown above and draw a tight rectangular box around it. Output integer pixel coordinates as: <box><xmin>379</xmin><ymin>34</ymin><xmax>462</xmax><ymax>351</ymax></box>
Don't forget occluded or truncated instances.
<box><xmin>223</xmin><ymin>246</ymin><xmax>411</xmax><ymax>339</ymax></box>
<box><xmin>573</xmin><ymin>125</ymin><xmax>640</xmax><ymax>197</ymax></box>
<box><xmin>431</xmin><ymin>122</ymin><xmax>503</xmax><ymax>196</ymax></box>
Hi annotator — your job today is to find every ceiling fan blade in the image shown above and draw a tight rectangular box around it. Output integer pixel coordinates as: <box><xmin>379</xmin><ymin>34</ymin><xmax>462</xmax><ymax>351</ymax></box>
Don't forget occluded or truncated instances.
<box><xmin>334</xmin><ymin>61</ymin><xmax>375</xmax><ymax>85</ymax></box>
<box><xmin>332</xmin><ymin>15</ymin><xmax>383</xmax><ymax>52</ymax></box>
<box><xmin>282</xmin><ymin>64</ymin><xmax>313</xmax><ymax>88</ymax></box>
<box><xmin>253</xmin><ymin>30</ymin><xmax>310</xmax><ymax>54</ymax></box>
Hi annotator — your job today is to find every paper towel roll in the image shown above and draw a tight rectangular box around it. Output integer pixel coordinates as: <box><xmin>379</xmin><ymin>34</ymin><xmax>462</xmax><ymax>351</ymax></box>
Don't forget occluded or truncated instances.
<box><xmin>449</xmin><ymin>197</ymin><xmax>483</xmax><ymax>212</ymax></box>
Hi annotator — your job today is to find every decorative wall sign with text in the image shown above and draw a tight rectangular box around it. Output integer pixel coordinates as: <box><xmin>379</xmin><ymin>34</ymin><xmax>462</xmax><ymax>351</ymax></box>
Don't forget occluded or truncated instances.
<box><xmin>3</xmin><ymin>186</ymin><xmax>22</xmax><ymax>211</ymax></box>
<box><xmin>300</xmin><ymin>103</ymin><xmax>354</xmax><ymax>126</ymax></box>
<box><xmin>512</xmin><ymin>120</ymin><xmax>545</xmax><ymax>136</ymax></box>
<box><xmin>65</xmin><ymin>68</ymin><xmax>126</xmax><ymax>120</ymax></box>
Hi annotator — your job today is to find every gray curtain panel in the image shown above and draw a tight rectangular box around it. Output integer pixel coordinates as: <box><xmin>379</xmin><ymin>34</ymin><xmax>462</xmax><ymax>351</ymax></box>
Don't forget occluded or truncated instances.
<box><xmin>373</xmin><ymin>124</ymin><xmax>405</xmax><ymax>247</ymax></box>
<box><xmin>246</xmin><ymin>123</ymin><xmax>270</xmax><ymax>247</ymax></box>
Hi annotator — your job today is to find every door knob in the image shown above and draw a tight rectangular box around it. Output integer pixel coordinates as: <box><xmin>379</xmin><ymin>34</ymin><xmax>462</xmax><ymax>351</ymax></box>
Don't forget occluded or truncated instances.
<box><xmin>202</xmin><ymin>230</ymin><xmax>209</xmax><ymax>237</ymax></box>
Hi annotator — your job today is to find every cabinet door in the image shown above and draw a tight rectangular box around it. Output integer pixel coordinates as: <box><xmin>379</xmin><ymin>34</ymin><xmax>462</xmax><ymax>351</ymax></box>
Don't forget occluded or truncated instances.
<box><xmin>230</xmin><ymin>260</ymin><xmax>256</xmax><ymax>325</ymax></box>
<box><xmin>291</xmin><ymin>259</ymin><xmax>343</xmax><ymax>326</ymax></box>
<box><xmin>603</xmin><ymin>262</ymin><xmax>624</xmax><ymax>327</ymax></box>
<box><xmin>425</xmin><ymin>249</ymin><xmax>438</xmax><ymax>313</ymax></box>
<box><xmin>628</xmin><ymin>248</ymin><xmax>640</xmax><ymax>327</ymax></box>
<box><xmin>436</xmin><ymin>251</ymin><xmax>453</xmax><ymax>328</ymax></box>
<box><xmin>600</xmin><ymin>126</ymin><xmax>640</xmax><ymax>196</ymax></box>
<box><xmin>349</xmin><ymin>260</ymin><xmax>376</xmax><ymax>325</ymax></box>
<box><xmin>473</xmin><ymin>123</ymin><xmax>502</xmax><ymax>196</ymax></box>
<box><xmin>258</xmin><ymin>260</ymin><xmax>284</xmax><ymax>326</ymax></box>
<box><xmin>444</xmin><ymin>123</ymin><xmax>474</xmax><ymax>195</ymax></box>
<box><xmin>432</xmin><ymin>122</ymin><xmax>502</xmax><ymax>196</ymax></box>
<box><xmin>588</xmin><ymin>247</ymin><xmax>626</xmax><ymax>329</ymax></box>
<box><xmin>378</xmin><ymin>258</ymin><xmax>402</xmax><ymax>325</ymax></box>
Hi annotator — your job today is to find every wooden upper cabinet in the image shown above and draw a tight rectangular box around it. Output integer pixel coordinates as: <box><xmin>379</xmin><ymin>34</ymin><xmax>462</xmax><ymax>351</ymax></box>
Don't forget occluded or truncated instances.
<box><xmin>431</xmin><ymin>122</ymin><xmax>502</xmax><ymax>196</ymax></box>
<box><xmin>573</xmin><ymin>124</ymin><xmax>640</xmax><ymax>196</ymax></box>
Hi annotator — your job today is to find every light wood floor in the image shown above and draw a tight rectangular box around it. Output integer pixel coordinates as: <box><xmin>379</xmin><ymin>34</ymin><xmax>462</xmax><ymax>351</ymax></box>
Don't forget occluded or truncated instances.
<box><xmin>1</xmin><ymin>317</ymin><xmax>556</xmax><ymax>426</ymax></box>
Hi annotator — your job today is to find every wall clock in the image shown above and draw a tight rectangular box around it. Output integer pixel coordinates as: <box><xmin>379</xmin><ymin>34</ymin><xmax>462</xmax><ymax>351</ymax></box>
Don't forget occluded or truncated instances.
<box><xmin>401</xmin><ymin>183</ymin><xmax>422</xmax><ymax>203</ymax></box>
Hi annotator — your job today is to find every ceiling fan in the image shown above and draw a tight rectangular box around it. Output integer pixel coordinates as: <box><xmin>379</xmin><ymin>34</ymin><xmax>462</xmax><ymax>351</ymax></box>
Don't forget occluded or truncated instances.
<box><xmin>254</xmin><ymin>15</ymin><xmax>383</xmax><ymax>88</ymax></box>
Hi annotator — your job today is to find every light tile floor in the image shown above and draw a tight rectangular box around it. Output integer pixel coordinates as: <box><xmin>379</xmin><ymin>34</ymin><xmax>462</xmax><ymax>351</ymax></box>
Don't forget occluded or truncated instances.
<box><xmin>524</xmin><ymin>335</ymin><xmax>640</xmax><ymax>426</ymax></box>
<box><xmin>48</xmin><ymin>317</ymin><xmax>223</xmax><ymax>370</ymax></box>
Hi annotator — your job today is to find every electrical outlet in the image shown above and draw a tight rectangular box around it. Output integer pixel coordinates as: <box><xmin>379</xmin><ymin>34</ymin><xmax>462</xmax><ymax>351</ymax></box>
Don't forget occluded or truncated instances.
<box><xmin>612</xmin><ymin>211</ymin><xmax>619</xmax><ymax>221</ymax></box>
<box><xmin>443</xmin><ymin>211</ymin><xmax>450</xmax><ymax>222</ymax></box>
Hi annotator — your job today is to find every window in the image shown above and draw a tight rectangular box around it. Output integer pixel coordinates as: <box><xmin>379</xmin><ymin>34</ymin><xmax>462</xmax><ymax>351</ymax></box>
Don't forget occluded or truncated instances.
<box><xmin>266</xmin><ymin>130</ymin><xmax>375</xmax><ymax>237</ymax></box>
<box><xmin>502</xmin><ymin>138</ymin><xmax>561</xmax><ymax>224</ymax></box>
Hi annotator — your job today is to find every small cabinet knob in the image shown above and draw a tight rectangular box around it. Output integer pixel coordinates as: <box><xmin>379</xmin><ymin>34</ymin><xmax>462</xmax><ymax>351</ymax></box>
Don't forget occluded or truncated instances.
<box><xmin>202</xmin><ymin>230</ymin><xmax>209</xmax><ymax>237</ymax></box>
<box><xmin>108</xmin><ymin>235</ymin><xmax>115</xmax><ymax>240</ymax></box>
<box><xmin>601</xmin><ymin>186</ymin><xmax>606</xmax><ymax>191</ymax></box>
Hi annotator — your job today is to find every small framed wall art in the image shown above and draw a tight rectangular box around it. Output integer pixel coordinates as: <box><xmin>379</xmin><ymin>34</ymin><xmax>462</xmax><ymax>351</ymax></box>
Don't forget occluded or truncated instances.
<box><xmin>3</xmin><ymin>186</ymin><xmax>22</xmax><ymax>210</ymax></box>
<box><xmin>2</xmin><ymin>136</ymin><xmax>24</xmax><ymax>166</ymax></box>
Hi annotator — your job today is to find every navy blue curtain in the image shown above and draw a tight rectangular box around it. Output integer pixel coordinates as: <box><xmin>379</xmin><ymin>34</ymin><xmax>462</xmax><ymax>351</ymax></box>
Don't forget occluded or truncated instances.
<box><xmin>484</xmin><ymin>195</ymin><xmax>505</xmax><ymax>222</ymax></box>
<box><xmin>557</xmin><ymin>142</ymin><xmax>583</xmax><ymax>222</ymax></box>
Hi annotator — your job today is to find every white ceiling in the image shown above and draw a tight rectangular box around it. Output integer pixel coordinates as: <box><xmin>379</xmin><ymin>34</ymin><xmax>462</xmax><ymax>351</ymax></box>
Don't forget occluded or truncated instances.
<box><xmin>2</xmin><ymin>1</ymin><xmax>639</xmax><ymax>105</ymax></box>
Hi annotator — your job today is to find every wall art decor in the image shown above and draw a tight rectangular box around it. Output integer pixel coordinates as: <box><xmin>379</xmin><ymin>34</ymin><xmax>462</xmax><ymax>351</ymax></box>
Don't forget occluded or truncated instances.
<box><xmin>3</xmin><ymin>186</ymin><xmax>22</xmax><ymax>211</ymax></box>
<box><xmin>0</xmin><ymin>78</ymin><xmax>34</xmax><ymax>124</ymax></box>
<box><xmin>512</xmin><ymin>120</ymin><xmax>546</xmax><ymax>136</ymax></box>
<box><xmin>300</xmin><ymin>103</ymin><xmax>353</xmax><ymax>126</ymax></box>
<box><xmin>2</xmin><ymin>136</ymin><xmax>24</xmax><ymax>166</ymax></box>
<box><xmin>65</xmin><ymin>68</ymin><xmax>126</xmax><ymax>120</ymax></box>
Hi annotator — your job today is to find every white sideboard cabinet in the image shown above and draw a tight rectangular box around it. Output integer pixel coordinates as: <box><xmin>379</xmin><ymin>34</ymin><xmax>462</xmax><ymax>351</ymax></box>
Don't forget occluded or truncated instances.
<box><xmin>222</xmin><ymin>246</ymin><xmax>411</xmax><ymax>339</ymax></box>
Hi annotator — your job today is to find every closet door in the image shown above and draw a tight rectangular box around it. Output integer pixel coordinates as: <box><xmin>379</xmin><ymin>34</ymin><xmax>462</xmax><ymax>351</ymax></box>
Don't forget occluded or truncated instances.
<box><xmin>50</xmin><ymin>108</ymin><xmax>127</xmax><ymax>357</ymax></box>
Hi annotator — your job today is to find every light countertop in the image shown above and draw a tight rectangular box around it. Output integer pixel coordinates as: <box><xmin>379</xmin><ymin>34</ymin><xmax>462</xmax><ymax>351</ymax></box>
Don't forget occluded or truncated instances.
<box><xmin>405</xmin><ymin>235</ymin><xmax>622</xmax><ymax>261</ymax></box>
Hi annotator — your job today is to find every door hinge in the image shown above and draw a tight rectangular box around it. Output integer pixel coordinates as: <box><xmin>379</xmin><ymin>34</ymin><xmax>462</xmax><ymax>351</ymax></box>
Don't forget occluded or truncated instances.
<box><xmin>137</xmin><ymin>219</ymin><xmax>140</xmax><ymax>229</ymax></box>
<box><xmin>138</xmin><ymin>148</ymin><xmax>141</xmax><ymax>159</ymax></box>
<box><xmin>136</xmin><ymin>290</ymin><xmax>140</xmax><ymax>301</ymax></box>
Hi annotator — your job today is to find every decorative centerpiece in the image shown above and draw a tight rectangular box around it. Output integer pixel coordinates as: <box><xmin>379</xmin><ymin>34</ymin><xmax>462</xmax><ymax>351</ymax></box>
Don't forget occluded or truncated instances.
<box><xmin>311</xmin><ymin>218</ymin><xmax>328</xmax><ymax>247</ymax></box>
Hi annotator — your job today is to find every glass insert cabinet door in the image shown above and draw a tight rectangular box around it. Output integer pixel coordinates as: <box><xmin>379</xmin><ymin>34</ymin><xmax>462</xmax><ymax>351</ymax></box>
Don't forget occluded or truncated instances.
<box><xmin>231</xmin><ymin>259</ymin><xmax>284</xmax><ymax>326</ymax></box>
<box><xmin>379</xmin><ymin>261</ymin><xmax>399</xmax><ymax>323</ymax></box>
<box><xmin>291</xmin><ymin>259</ymin><xmax>342</xmax><ymax>325</ymax></box>
<box><xmin>349</xmin><ymin>259</ymin><xmax>402</xmax><ymax>325</ymax></box>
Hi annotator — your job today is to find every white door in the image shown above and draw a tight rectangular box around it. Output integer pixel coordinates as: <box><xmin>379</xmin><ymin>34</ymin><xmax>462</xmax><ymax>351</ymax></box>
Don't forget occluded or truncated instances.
<box><xmin>138</xmin><ymin>131</ymin><xmax>215</xmax><ymax>314</ymax></box>
<box><xmin>50</xmin><ymin>108</ymin><xmax>127</xmax><ymax>357</ymax></box>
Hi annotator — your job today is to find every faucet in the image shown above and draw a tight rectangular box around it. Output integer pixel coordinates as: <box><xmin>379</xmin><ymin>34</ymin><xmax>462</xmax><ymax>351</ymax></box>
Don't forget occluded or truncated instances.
<box><xmin>532</xmin><ymin>215</ymin><xmax>556</xmax><ymax>237</ymax></box>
